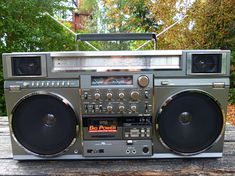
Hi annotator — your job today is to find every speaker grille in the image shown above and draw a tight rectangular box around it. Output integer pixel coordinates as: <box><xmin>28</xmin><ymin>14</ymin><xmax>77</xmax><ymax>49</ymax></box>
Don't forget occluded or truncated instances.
<box><xmin>12</xmin><ymin>57</ymin><xmax>41</xmax><ymax>76</ymax></box>
<box><xmin>158</xmin><ymin>91</ymin><xmax>223</xmax><ymax>154</ymax></box>
<box><xmin>192</xmin><ymin>54</ymin><xmax>222</xmax><ymax>73</ymax></box>
<box><xmin>12</xmin><ymin>94</ymin><xmax>77</xmax><ymax>156</ymax></box>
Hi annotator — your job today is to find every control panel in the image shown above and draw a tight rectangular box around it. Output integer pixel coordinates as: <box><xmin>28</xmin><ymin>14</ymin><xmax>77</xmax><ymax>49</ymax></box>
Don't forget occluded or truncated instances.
<box><xmin>80</xmin><ymin>74</ymin><xmax>153</xmax><ymax>157</ymax></box>
<box><xmin>80</xmin><ymin>74</ymin><xmax>153</xmax><ymax>116</ymax></box>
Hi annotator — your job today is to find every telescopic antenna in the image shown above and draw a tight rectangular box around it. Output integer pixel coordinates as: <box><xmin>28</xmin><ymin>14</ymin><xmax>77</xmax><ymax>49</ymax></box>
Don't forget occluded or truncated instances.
<box><xmin>155</xmin><ymin>15</ymin><xmax>188</xmax><ymax>38</ymax></box>
<box><xmin>43</xmin><ymin>12</ymin><xmax>80</xmax><ymax>50</ymax></box>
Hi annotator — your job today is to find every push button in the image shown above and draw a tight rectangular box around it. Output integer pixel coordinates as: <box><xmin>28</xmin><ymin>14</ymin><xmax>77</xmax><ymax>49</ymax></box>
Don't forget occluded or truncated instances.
<box><xmin>84</xmin><ymin>92</ymin><xmax>88</xmax><ymax>99</ymax></box>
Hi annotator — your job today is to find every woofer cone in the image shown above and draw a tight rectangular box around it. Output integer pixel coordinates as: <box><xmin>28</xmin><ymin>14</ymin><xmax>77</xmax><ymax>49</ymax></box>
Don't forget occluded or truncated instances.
<box><xmin>11</xmin><ymin>93</ymin><xmax>77</xmax><ymax>157</ymax></box>
<box><xmin>157</xmin><ymin>91</ymin><xmax>224</xmax><ymax>155</ymax></box>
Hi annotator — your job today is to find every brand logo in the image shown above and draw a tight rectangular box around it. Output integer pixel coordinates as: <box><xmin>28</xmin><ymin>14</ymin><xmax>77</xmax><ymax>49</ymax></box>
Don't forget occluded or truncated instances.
<box><xmin>89</xmin><ymin>125</ymin><xmax>117</xmax><ymax>133</ymax></box>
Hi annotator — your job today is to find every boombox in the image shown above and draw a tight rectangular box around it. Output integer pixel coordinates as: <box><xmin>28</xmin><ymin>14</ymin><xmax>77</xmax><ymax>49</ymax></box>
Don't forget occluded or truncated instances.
<box><xmin>2</xmin><ymin>34</ymin><xmax>231</xmax><ymax>160</ymax></box>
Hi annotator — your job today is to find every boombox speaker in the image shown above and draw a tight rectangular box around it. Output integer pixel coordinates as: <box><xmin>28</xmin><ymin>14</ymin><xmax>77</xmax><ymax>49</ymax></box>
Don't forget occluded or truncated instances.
<box><xmin>2</xmin><ymin>33</ymin><xmax>230</xmax><ymax>160</ymax></box>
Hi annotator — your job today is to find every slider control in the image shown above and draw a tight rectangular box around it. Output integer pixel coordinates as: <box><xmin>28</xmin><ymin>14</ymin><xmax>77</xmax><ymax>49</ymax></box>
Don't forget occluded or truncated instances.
<box><xmin>145</xmin><ymin>103</ymin><xmax>148</xmax><ymax>113</ymax></box>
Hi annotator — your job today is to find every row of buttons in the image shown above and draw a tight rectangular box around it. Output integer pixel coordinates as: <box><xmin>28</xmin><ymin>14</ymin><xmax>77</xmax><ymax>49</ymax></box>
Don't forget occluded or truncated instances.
<box><xmin>125</xmin><ymin>128</ymin><xmax>151</xmax><ymax>138</ymax></box>
<box><xmin>21</xmin><ymin>80</ymin><xmax>79</xmax><ymax>88</ymax></box>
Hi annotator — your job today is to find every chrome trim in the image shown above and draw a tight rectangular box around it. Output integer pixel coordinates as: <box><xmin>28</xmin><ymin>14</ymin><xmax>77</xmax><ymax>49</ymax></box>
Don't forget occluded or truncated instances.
<box><xmin>5</xmin><ymin>55</ymin><xmax>47</xmax><ymax>78</ymax></box>
<box><xmin>156</xmin><ymin>89</ymin><xmax>225</xmax><ymax>156</ymax></box>
<box><xmin>50</xmin><ymin>50</ymin><xmax>183</xmax><ymax>57</ymax></box>
<box><xmin>52</xmin><ymin>55</ymin><xmax>181</xmax><ymax>72</ymax></box>
<box><xmin>154</xmin><ymin>78</ymin><xmax>230</xmax><ymax>87</ymax></box>
<box><xmin>152</xmin><ymin>152</ymin><xmax>222</xmax><ymax>158</ymax></box>
<box><xmin>11</xmin><ymin>50</ymin><xmax>224</xmax><ymax>56</ymax></box>
<box><xmin>10</xmin><ymin>91</ymin><xmax>78</xmax><ymax>158</ymax></box>
<box><xmin>13</xmin><ymin>152</ymin><xmax>223</xmax><ymax>160</ymax></box>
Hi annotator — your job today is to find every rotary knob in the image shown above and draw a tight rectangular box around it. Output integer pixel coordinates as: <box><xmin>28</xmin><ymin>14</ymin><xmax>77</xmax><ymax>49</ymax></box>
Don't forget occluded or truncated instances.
<box><xmin>130</xmin><ymin>91</ymin><xmax>140</xmax><ymax>101</ymax></box>
<box><xmin>138</xmin><ymin>75</ymin><xmax>149</xmax><ymax>88</ymax></box>
<box><xmin>94</xmin><ymin>93</ymin><xmax>101</xmax><ymax>100</ymax></box>
<box><xmin>106</xmin><ymin>92</ymin><xmax>113</xmax><ymax>100</ymax></box>
<box><xmin>119</xmin><ymin>105</ymin><xmax>125</xmax><ymax>112</ymax></box>
<box><xmin>131</xmin><ymin>105</ymin><xmax>137</xmax><ymax>112</ymax></box>
<box><xmin>107</xmin><ymin>105</ymin><xmax>113</xmax><ymax>112</ymax></box>
<box><xmin>119</xmin><ymin>92</ymin><xmax>125</xmax><ymax>99</ymax></box>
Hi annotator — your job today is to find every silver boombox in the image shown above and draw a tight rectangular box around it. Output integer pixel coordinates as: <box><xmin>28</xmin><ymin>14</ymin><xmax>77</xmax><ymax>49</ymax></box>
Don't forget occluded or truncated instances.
<box><xmin>2</xmin><ymin>33</ymin><xmax>230</xmax><ymax>160</ymax></box>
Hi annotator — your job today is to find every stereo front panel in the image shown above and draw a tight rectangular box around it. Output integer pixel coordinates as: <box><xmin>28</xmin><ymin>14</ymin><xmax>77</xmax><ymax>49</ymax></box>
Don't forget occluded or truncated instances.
<box><xmin>2</xmin><ymin>50</ymin><xmax>230</xmax><ymax>160</ymax></box>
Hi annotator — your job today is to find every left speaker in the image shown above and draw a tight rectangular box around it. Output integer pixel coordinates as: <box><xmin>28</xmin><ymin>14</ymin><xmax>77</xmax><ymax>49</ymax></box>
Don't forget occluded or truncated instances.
<box><xmin>11</xmin><ymin>93</ymin><xmax>77</xmax><ymax>157</ymax></box>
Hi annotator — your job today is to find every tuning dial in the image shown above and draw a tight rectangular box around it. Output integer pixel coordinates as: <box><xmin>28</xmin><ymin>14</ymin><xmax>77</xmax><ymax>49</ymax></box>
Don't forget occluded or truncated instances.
<box><xmin>138</xmin><ymin>75</ymin><xmax>149</xmax><ymax>88</ymax></box>
<box><xmin>94</xmin><ymin>93</ymin><xmax>101</xmax><ymax>100</ymax></box>
<box><xmin>106</xmin><ymin>92</ymin><xmax>113</xmax><ymax>100</ymax></box>
<box><xmin>119</xmin><ymin>92</ymin><xmax>125</xmax><ymax>99</ymax></box>
<box><xmin>131</xmin><ymin>105</ymin><xmax>137</xmax><ymax>112</ymax></box>
<box><xmin>107</xmin><ymin>105</ymin><xmax>113</xmax><ymax>112</ymax></box>
<box><xmin>119</xmin><ymin>105</ymin><xmax>125</xmax><ymax>112</ymax></box>
<box><xmin>131</xmin><ymin>91</ymin><xmax>140</xmax><ymax>101</ymax></box>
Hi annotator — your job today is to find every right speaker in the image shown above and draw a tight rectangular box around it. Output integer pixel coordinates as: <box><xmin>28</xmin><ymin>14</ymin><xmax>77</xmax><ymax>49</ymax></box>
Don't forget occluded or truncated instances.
<box><xmin>191</xmin><ymin>54</ymin><xmax>222</xmax><ymax>73</ymax></box>
<box><xmin>154</xmin><ymin>50</ymin><xmax>230</xmax><ymax>158</ymax></box>
<box><xmin>157</xmin><ymin>90</ymin><xmax>224</xmax><ymax>155</ymax></box>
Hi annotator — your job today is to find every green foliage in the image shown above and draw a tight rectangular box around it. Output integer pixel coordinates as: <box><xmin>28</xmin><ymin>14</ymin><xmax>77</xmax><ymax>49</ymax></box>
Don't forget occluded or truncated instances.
<box><xmin>0</xmin><ymin>0</ymin><xmax>78</xmax><ymax>116</ymax></box>
<box><xmin>79</xmin><ymin>0</ymin><xmax>97</xmax><ymax>13</ymax></box>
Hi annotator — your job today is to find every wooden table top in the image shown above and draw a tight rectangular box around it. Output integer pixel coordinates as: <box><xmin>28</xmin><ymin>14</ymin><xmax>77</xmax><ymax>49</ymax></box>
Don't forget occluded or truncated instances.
<box><xmin>0</xmin><ymin>116</ymin><xmax>235</xmax><ymax>175</ymax></box>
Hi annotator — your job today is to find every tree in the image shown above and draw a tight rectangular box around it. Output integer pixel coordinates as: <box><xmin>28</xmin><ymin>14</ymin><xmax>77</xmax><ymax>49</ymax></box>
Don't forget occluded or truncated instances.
<box><xmin>187</xmin><ymin>0</ymin><xmax>235</xmax><ymax>103</ymax></box>
<box><xmin>0</xmin><ymin>0</ymin><xmax>77</xmax><ymax>115</ymax></box>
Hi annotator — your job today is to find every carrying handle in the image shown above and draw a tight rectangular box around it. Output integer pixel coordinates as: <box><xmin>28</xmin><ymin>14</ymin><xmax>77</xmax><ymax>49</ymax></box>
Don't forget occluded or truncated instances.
<box><xmin>76</xmin><ymin>33</ymin><xmax>157</xmax><ymax>51</ymax></box>
<box><xmin>76</xmin><ymin>33</ymin><xmax>156</xmax><ymax>42</ymax></box>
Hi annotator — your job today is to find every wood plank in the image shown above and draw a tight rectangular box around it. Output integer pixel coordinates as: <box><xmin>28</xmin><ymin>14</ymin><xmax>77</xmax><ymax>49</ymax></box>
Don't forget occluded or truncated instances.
<box><xmin>0</xmin><ymin>136</ymin><xmax>12</xmax><ymax>159</ymax></box>
<box><xmin>225</xmin><ymin>131</ymin><xmax>235</xmax><ymax>142</ymax></box>
<box><xmin>0</xmin><ymin>156</ymin><xmax>234</xmax><ymax>175</ymax></box>
<box><xmin>0</xmin><ymin>116</ymin><xmax>235</xmax><ymax>175</ymax></box>
<box><xmin>226</xmin><ymin>123</ymin><xmax>235</xmax><ymax>131</ymax></box>
<box><xmin>0</xmin><ymin>117</ymin><xmax>7</xmax><ymax>122</ymax></box>
<box><xmin>0</xmin><ymin>117</ymin><xmax>10</xmax><ymax>135</ymax></box>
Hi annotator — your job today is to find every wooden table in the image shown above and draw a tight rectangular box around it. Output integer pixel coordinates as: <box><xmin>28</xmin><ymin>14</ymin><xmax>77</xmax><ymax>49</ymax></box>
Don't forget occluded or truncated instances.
<box><xmin>0</xmin><ymin>117</ymin><xmax>235</xmax><ymax>175</ymax></box>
